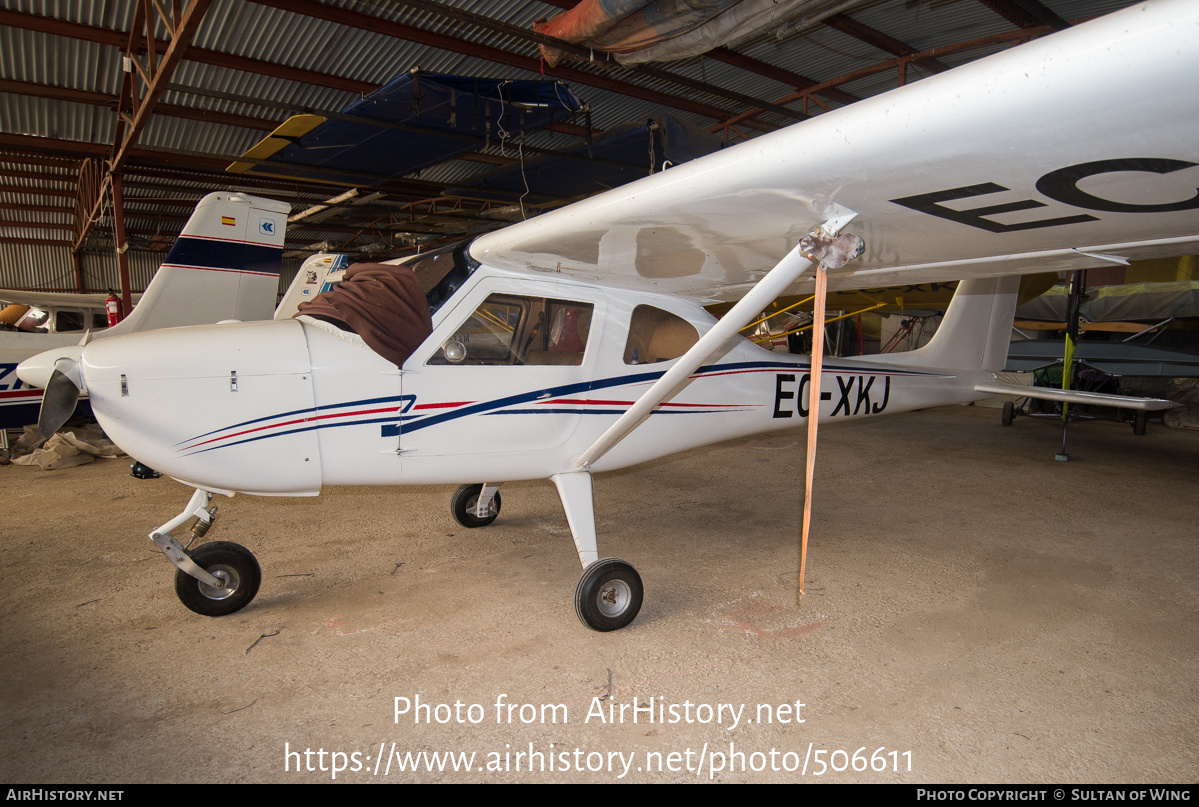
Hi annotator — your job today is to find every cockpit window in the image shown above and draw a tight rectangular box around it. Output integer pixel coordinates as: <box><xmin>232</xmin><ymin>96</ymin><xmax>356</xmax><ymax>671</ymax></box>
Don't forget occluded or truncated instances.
<box><xmin>624</xmin><ymin>305</ymin><xmax>699</xmax><ymax>364</ymax></box>
<box><xmin>429</xmin><ymin>294</ymin><xmax>593</xmax><ymax>366</ymax></box>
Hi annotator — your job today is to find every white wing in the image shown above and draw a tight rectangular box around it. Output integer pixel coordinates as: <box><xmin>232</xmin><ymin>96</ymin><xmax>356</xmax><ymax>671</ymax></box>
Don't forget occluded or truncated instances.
<box><xmin>0</xmin><ymin>290</ymin><xmax>142</xmax><ymax>309</ymax></box>
<box><xmin>471</xmin><ymin>0</ymin><xmax>1199</xmax><ymax>303</ymax></box>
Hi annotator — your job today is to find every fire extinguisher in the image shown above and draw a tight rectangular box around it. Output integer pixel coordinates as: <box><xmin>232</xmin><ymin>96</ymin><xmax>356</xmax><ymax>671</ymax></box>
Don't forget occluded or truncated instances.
<box><xmin>105</xmin><ymin>291</ymin><xmax>123</xmax><ymax>327</ymax></box>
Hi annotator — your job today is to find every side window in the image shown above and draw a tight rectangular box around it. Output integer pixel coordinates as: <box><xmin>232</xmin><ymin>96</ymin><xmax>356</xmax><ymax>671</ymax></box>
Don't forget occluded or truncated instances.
<box><xmin>624</xmin><ymin>305</ymin><xmax>699</xmax><ymax>364</ymax></box>
<box><xmin>428</xmin><ymin>294</ymin><xmax>593</xmax><ymax>366</ymax></box>
<box><xmin>55</xmin><ymin>311</ymin><xmax>85</xmax><ymax>332</ymax></box>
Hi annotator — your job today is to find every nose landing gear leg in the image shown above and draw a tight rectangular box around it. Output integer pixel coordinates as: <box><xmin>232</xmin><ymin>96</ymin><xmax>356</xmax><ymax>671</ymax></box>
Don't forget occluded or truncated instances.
<box><xmin>150</xmin><ymin>488</ymin><xmax>261</xmax><ymax>616</ymax></box>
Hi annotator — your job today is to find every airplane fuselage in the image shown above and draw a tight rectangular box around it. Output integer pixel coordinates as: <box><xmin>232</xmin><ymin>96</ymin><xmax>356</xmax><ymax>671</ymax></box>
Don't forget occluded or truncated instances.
<box><xmin>81</xmin><ymin>265</ymin><xmax>991</xmax><ymax>495</ymax></box>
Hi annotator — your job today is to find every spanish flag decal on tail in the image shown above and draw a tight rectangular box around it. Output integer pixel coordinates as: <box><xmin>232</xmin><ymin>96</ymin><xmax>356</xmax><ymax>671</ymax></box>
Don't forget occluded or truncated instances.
<box><xmin>220</xmin><ymin>216</ymin><xmax>236</xmax><ymax>226</ymax></box>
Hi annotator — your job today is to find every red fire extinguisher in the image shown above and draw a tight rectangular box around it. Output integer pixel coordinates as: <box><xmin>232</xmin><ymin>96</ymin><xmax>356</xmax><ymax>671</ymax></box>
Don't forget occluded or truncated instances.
<box><xmin>105</xmin><ymin>292</ymin><xmax>123</xmax><ymax>327</ymax></box>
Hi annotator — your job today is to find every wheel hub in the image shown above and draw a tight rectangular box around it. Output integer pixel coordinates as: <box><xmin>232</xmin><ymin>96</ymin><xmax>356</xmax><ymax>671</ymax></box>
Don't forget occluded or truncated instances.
<box><xmin>198</xmin><ymin>565</ymin><xmax>240</xmax><ymax>600</ymax></box>
<box><xmin>597</xmin><ymin>580</ymin><xmax>631</xmax><ymax>616</ymax></box>
<box><xmin>468</xmin><ymin>496</ymin><xmax>497</xmax><ymax>518</ymax></box>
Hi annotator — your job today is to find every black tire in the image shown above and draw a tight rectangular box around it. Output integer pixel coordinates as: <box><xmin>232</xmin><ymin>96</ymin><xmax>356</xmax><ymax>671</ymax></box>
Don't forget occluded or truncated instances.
<box><xmin>450</xmin><ymin>484</ymin><xmax>501</xmax><ymax>528</ymax></box>
<box><xmin>1133</xmin><ymin>410</ymin><xmax>1148</xmax><ymax>436</ymax></box>
<box><xmin>175</xmin><ymin>541</ymin><xmax>261</xmax><ymax>617</ymax></box>
<box><xmin>1001</xmin><ymin>400</ymin><xmax>1014</xmax><ymax>426</ymax></box>
<box><xmin>574</xmin><ymin>559</ymin><xmax>643</xmax><ymax>632</ymax></box>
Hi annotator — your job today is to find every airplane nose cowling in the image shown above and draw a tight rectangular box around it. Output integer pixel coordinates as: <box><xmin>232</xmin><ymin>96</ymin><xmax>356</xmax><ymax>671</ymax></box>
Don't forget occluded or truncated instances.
<box><xmin>82</xmin><ymin>319</ymin><xmax>322</xmax><ymax>495</ymax></box>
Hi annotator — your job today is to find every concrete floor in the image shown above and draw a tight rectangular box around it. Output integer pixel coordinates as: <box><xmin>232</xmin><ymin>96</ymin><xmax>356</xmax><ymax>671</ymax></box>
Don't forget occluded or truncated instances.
<box><xmin>1</xmin><ymin>405</ymin><xmax>1196</xmax><ymax>783</ymax></box>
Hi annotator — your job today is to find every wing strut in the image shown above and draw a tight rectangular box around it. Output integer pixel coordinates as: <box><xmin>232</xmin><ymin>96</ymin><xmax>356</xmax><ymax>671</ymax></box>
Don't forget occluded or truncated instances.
<box><xmin>573</xmin><ymin>213</ymin><xmax>860</xmax><ymax>472</ymax></box>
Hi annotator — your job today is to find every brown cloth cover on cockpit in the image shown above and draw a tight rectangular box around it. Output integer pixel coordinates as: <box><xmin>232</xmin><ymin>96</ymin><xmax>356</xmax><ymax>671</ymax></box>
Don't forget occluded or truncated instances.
<box><xmin>295</xmin><ymin>262</ymin><xmax>433</xmax><ymax>367</ymax></box>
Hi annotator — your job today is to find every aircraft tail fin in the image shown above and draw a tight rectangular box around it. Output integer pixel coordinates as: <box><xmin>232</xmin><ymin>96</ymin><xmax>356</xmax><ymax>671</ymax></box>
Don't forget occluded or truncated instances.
<box><xmin>108</xmin><ymin>192</ymin><xmax>289</xmax><ymax>335</ymax></box>
<box><xmin>873</xmin><ymin>275</ymin><xmax>1020</xmax><ymax>372</ymax></box>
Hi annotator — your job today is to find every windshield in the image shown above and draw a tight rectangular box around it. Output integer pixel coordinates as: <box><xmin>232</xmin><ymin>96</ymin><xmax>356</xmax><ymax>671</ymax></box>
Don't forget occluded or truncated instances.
<box><xmin>399</xmin><ymin>241</ymin><xmax>477</xmax><ymax>315</ymax></box>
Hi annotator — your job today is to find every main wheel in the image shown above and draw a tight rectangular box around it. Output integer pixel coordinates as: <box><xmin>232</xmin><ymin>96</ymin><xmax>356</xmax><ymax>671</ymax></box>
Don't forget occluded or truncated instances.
<box><xmin>1133</xmin><ymin>410</ymin><xmax>1148</xmax><ymax>436</ymax></box>
<box><xmin>574</xmin><ymin>559</ymin><xmax>643</xmax><ymax>632</ymax></box>
<box><xmin>1001</xmin><ymin>400</ymin><xmax>1014</xmax><ymax>426</ymax></box>
<box><xmin>450</xmin><ymin>484</ymin><xmax>501</xmax><ymax>528</ymax></box>
<box><xmin>175</xmin><ymin>541</ymin><xmax>262</xmax><ymax>617</ymax></box>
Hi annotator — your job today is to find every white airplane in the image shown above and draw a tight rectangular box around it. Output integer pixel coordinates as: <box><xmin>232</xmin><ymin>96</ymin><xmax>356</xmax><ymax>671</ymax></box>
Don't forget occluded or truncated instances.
<box><xmin>2</xmin><ymin>193</ymin><xmax>288</xmax><ymax>439</ymax></box>
<box><xmin>20</xmin><ymin>0</ymin><xmax>1198</xmax><ymax>631</ymax></box>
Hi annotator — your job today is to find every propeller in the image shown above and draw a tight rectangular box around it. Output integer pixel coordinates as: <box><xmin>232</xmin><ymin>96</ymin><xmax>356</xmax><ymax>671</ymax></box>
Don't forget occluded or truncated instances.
<box><xmin>37</xmin><ymin>358</ymin><xmax>84</xmax><ymax>438</ymax></box>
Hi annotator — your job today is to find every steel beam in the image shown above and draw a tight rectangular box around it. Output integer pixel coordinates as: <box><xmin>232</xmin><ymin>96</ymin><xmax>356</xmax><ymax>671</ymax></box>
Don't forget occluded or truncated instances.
<box><xmin>111</xmin><ymin>0</ymin><xmax>213</xmax><ymax>172</ymax></box>
<box><xmin>110</xmin><ymin>173</ymin><xmax>134</xmax><ymax>315</ymax></box>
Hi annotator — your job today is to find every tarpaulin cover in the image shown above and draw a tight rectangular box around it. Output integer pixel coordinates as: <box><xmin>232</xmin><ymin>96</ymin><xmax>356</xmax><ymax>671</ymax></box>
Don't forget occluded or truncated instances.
<box><xmin>228</xmin><ymin>71</ymin><xmax>582</xmax><ymax>185</ymax></box>
<box><xmin>445</xmin><ymin>115</ymin><xmax>727</xmax><ymax>203</ymax></box>
<box><xmin>538</xmin><ymin>0</ymin><xmax>738</xmax><ymax>65</ymax></box>
<box><xmin>536</xmin><ymin>0</ymin><xmax>838</xmax><ymax>66</ymax></box>
<box><xmin>296</xmin><ymin>263</ymin><xmax>433</xmax><ymax>368</ymax></box>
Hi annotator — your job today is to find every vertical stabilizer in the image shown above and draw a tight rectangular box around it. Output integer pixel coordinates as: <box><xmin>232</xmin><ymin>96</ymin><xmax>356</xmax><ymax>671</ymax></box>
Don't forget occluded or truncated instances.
<box><xmin>877</xmin><ymin>275</ymin><xmax>1020</xmax><ymax>372</ymax></box>
<box><xmin>108</xmin><ymin>192</ymin><xmax>289</xmax><ymax>335</ymax></box>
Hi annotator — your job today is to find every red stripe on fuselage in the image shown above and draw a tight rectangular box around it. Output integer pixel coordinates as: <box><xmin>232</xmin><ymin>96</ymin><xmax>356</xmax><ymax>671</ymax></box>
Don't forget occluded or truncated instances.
<box><xmin>413</xmin><ymin>401</ymin><xmax>474</xmax><ymax>410</ymax></box>
<box><xmin>159</xmin><ymin>262</ymin><xmax>277</xmax><ymax>278</ymax></box>
<box><xmin>543</xmin><ymin>398</ymin><xmax>758</xmax><ymax>408</ymax></box>
<box><xmin>181</xmin><ymin>405</ymin><xmax>402</xmax><ymax>451</ymax></box>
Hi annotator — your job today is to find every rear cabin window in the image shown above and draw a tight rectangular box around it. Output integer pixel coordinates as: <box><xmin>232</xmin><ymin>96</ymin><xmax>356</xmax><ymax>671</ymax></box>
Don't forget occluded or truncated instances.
<box><xmin>55</xmin><ymin>311</ymin><xmax>85</xmax><ymax>332</ymax></box>
<box><xmin>623</xmin><ymin>305</ymin><xmax>699</xmax><ymax>364</ymax></box>
<box><xmin>429</xmin><ymin>294</ymin><xmax>593</xmax><ymax>366</ymax></box>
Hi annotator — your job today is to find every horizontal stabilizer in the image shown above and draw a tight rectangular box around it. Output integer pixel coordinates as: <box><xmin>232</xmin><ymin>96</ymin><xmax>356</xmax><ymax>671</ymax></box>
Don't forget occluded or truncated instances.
<box><xmin>975</xmin><ymin>382</ymin><xmax>1177</xmax><ymax>411</ymax></box>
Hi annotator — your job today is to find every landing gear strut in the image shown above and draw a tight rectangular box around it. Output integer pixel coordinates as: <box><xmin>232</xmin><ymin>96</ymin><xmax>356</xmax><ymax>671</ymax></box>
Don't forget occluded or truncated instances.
<box><xmin>552</xmin><ymin>472</ymin><xmax>644</xmax><ymax>631</ymax></box>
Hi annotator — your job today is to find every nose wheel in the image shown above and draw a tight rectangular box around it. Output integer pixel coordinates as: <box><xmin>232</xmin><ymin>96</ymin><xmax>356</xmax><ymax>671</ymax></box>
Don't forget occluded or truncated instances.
<box><xmin>174</xmin><ymin>541</ymin><xmax>262</xmax><ymax>616</ymax></box>
<box><xmin>450</xmin><ymin>484</ymin><xmax>501</xmax><ymax>528</ymax></box>
<box><xmin>574</xmin><ymin>559</ymin><xmax>643</xmax><ymax>632</ymax></box>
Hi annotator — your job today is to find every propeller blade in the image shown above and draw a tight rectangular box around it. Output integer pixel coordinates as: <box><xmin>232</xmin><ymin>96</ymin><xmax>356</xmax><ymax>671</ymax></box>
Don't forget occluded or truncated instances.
<box><xmin>37</xmin><ymin>363</ymin><xmax>82</xmax><ymax>439</ymax></box>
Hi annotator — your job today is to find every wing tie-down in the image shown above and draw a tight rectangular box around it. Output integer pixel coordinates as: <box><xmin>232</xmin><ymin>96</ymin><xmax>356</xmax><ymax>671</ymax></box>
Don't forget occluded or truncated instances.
<box><xmin>795</xmin><ymin>227</ymin><xmax>866</xmax><ymax>598</ymax></box>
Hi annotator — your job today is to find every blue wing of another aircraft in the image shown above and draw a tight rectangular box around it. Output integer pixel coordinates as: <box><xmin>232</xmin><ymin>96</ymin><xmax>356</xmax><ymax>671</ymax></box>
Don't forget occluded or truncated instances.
<box><xmin>228</xmin><ymin>70</ymin><xmax>583</xmax><ymax>186</ymax></box>
<box><xmin>444</xmin><ymin>114</ymin><xmax>729</xmax><ymax>204</ymax></box>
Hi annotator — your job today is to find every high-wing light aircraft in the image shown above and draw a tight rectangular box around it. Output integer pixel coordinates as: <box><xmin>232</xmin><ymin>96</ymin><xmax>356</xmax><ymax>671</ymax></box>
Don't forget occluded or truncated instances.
<box><xmin>20</xmin><ymin>0</ymin><xmax>1199</xmax><ymax>631</ymax></box>
<box><xmin>3</xmin><ymin>194</ymin><xmax>287</xmax><ymax>437</ymax></box>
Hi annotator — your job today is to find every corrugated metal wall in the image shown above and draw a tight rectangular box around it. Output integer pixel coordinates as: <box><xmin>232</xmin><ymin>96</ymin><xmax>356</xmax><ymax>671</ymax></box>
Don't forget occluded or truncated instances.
<box><xmin>2</xmin><ymin>244</ymin><xmax>301</xmax><ymax>304</ymax></box>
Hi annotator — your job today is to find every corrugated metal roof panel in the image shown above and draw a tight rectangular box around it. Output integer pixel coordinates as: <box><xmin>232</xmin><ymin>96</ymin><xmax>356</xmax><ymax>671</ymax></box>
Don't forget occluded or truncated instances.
<box><xmin>0</xmin><ymin>27</ymin><xmax>123</xmax><ymax>92</ymax></box>
<box><xmin>3</xmin><ymin>0</ymin><xmax>132</xmax><ymax>30</ymax></box>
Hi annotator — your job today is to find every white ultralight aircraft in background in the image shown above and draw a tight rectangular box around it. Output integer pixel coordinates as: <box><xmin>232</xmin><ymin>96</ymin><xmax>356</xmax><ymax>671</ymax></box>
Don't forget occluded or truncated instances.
<box><xmin>20</xmin><ymin>0</ymin><xmax>1199</xmax><ymax>631</ymax></box>
<box><xmin>3</xmin><ymin>193</ymin><xmax>288</xmax><ymax>437</ymax></box>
